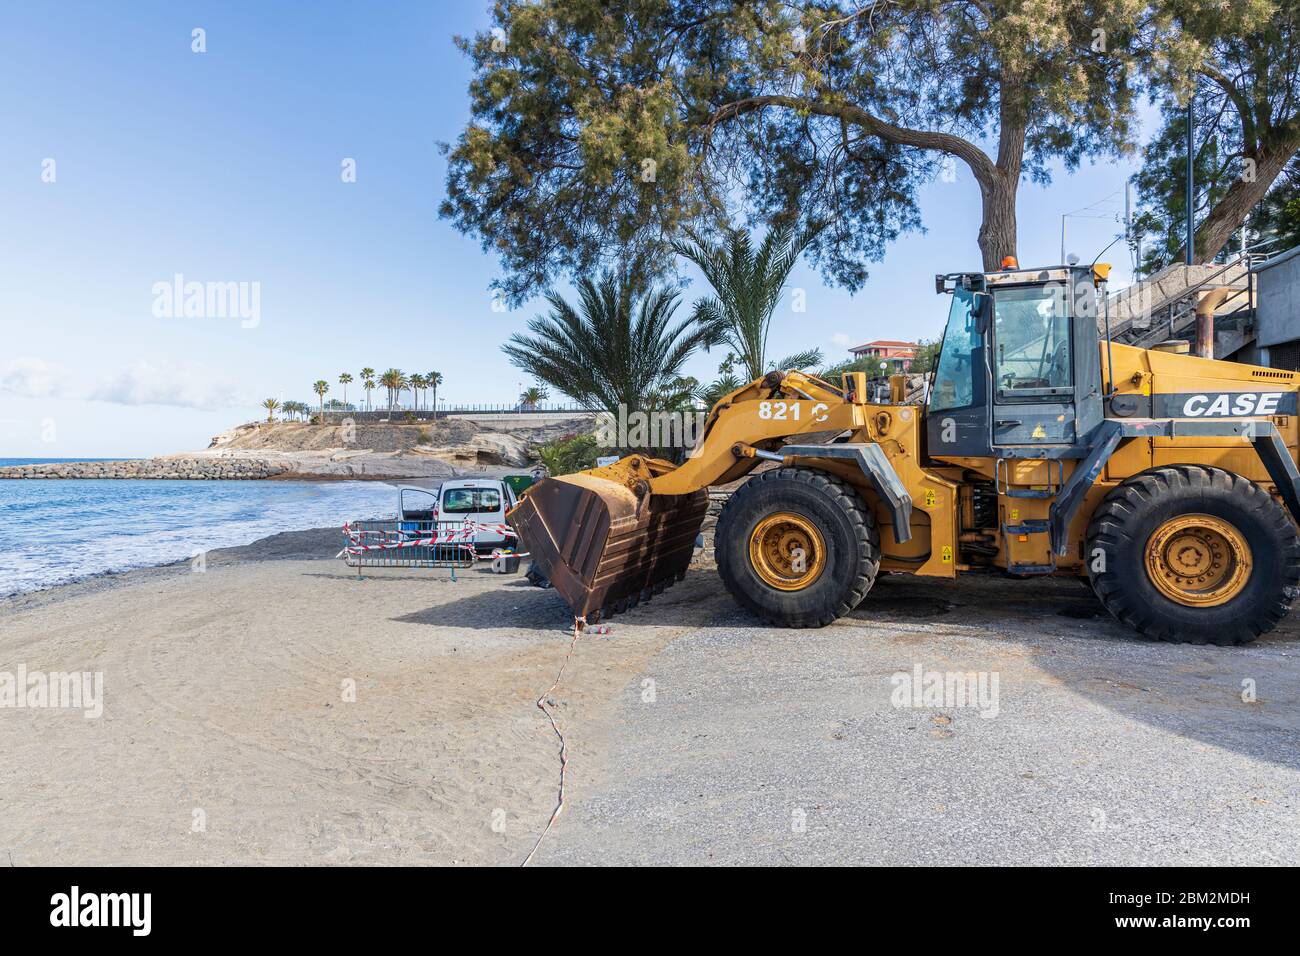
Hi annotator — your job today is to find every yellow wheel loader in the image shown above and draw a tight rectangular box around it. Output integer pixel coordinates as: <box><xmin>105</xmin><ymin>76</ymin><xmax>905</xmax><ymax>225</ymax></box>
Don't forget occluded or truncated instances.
<box><xmin>508</xmin><ymin>262</ymin><xmax>1300</xmax><ymax>645</ymax></box>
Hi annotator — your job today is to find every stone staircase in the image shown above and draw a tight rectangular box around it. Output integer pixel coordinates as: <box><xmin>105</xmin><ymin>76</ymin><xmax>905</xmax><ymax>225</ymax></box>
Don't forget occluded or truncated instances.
<box><xmin>1100</xmin><ymin>251</ymin><xmax>1274</xmax><ymax>359</ymax></box>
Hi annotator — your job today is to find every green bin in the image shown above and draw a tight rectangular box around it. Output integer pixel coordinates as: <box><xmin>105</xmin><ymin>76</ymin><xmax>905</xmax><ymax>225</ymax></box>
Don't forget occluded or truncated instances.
<box><xmin>503</xmin><ymin>474</ymin><xmax>536</xmax><ymax>497</ymax></box>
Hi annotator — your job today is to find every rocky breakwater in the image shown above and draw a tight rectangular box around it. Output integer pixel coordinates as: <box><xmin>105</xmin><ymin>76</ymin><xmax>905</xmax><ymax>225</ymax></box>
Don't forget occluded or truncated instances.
<box><xmin>0</xmin><ymin>458</ymin><xmax>290</xmax><ymax>479</ymax></box>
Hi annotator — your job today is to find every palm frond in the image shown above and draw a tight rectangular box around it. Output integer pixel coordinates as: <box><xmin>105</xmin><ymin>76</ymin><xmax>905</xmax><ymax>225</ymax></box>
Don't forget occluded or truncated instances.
<box><xmin>502</xmin><ymin>269</ymin><xmax>704</xmax><ymax>417</ymax></box>
<box><xmin>672</xmin><ymin>221</ymin><xmax>819</xmax><ymax>381</ymax></box>
<box><xmin>771</xmin><ymin>348</ymin><xmax>825</xmax><ymax>372</ymax></box>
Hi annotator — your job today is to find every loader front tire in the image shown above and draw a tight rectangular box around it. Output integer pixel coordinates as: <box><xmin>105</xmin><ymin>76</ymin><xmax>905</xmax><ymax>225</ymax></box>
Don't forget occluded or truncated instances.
<box><xmin>716</xmin><ymin>467</ymin><xmax>880</xmax><ymax>628</ymax></box>
<box><xmin>1087</xmin><ymin>465</ymin><xmax>1300</xmax><ymax>645</ymax></box>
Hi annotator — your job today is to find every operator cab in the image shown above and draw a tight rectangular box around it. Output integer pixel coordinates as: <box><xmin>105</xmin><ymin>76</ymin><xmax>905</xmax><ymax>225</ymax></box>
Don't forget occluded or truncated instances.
<box><xmin>926</xmin><ymin>261</ymin><xmax>1105</xmax><ymax>462</ymax></box>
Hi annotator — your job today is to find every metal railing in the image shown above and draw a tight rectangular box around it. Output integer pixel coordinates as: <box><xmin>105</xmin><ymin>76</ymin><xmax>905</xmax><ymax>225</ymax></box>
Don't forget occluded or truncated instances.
<box><xmin>297</xmin><ymin>405</ymin><xmax>595</xmax><ymax>423</ymax></box>
<box><xmin>302</xmin><ymin>404</ymin><xmax>593</xmax><ymax>421</ymax></box>
<box><xmin>440</xmin><ymin>403</ymin><xmax>592</xmax><ymax>415</ymax></box>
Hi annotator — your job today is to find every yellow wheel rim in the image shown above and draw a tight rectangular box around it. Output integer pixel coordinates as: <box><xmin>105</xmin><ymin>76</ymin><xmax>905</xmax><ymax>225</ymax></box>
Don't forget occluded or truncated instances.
<box><xmin>1144</xmin><ymin>513</ymin><xmax>1251</xmax><ymax>608</ymax></box>
<box><xmin>749</xmin><ymin>512</ymin><xmax>826</xmax><ymax>591</ymax></box>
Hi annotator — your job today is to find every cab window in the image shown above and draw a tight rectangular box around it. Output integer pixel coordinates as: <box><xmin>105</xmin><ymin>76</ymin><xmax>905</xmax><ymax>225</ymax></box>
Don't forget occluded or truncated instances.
<box><xmin>993</xmin><ymin>285</ymin><xmax>1071</xmax><ymax>399</ymax></box>
<box><xmin>930</xmin><ymin>288</ymin><xmax>981</xmax><ymax>411</ymax></box>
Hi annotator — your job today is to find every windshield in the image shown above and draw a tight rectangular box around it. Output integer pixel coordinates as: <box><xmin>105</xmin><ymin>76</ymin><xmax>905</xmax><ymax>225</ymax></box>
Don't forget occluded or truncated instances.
<box><xmin>930</xmin><ymin>288</ymin><xmax>980</xmax><ymax>411</ymax></box>
<box><xmin>441</xmin><ymin>488</ymin><xmax>502</xmax><ymax>514</ymax></box>
<box><xmin>993</xmin><ymin>285</ymin><xmax>1071</xmax><ymax>397</ymax></box>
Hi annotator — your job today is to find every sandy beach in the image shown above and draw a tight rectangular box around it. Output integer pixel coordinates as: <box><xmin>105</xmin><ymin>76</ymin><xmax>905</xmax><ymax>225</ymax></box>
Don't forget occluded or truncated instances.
<box><xmin>0</xmin><ymin>528</ymin><xmax>710</xmax><ymax>866</ymax></box>
<box><xmin>3</xmin><ymin>528</ymin><xmax>1298</xmax><ymax>866</ymax></box>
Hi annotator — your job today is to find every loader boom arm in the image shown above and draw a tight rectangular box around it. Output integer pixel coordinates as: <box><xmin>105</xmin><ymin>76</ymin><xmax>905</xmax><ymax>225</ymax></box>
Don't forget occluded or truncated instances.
<box><xmin>648</xmin><ymin>371</ymin><xmax>863</xmax><ymax>496</ymax></box>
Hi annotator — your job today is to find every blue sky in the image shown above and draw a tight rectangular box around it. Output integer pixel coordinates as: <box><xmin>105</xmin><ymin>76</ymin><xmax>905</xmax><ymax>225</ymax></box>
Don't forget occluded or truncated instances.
<box><xmin>0</xmin><ymin>1</ymin><xmax>1148</xmax><ymax>457</ymax></box>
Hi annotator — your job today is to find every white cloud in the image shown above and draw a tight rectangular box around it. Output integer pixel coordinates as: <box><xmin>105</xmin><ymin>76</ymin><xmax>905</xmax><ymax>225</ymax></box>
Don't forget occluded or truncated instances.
<box><xmin>830</xmin><ymin>332</ymin><xmax>852</xmax><ymax>348</ymax></box>
<box><xmin>0</xmin><ymin>357</ymin><xmax>67</xmax><ymax>397</ymax></box>
<box><xmin>90</xmin><ymin>360</ymin><xmax>249</xmax><ymax>409</ymax></box>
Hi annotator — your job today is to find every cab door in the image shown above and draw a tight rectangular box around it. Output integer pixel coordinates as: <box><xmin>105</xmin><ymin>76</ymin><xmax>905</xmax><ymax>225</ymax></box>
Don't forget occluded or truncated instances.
<box><xmin>989</xmin><ymin>282</ymin><xmax>1076</xmax><ymax>448</ymax></box>
<box><xmin>927</xmin><ymin>286</ymin><xmax>992</xmax><ymax>460</ymax></box>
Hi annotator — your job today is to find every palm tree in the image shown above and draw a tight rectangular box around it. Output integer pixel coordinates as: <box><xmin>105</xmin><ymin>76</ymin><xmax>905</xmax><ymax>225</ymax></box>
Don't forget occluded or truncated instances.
<box><xmin>409</xmin><ymin>373</ymin><xmax>426</xmax><ymax>411</ymax></box>
<box><xmin>359</xmin><ymin>367</ymin><xmax>375</xmax><ymax>410</ymax></box>
<box><xmin>261</xmin><ymin>398</ymin><xmax>280</xmax><ymax>423</ymax></box>
<box><xmin>672</xmin><ymin>222</ymin><xmax>824</xmax><ymax>382</ymax></box>
<box><xmin>502</xmin><ymin>271</ymin><xmax>710</xmax><ymax>417</ymax></box>
<box><xmin>427</xmin><ymin>371</ymin><xmax>442</xmax><ymax>418</ymax></box>
<box><xmin>519</xmin><ymin>385</ymin><xmax>548</xmax><ymax>410</ymax></box>
<box><xmin>379</xmin><ymin>368</ymin><xmax>404</xmax><ymax>420</ymax></box>
<box><xmin>312</xmin><ymin>380</ymin><xmax>329</xmax><ymax>422</ymax></box>
<box><xmin>695</xmin><ymin>373</ymin><xmax>742</xmax><ymax>408</ymax></box>
<box><xmin>338</xmin><ymin>372</ymin><xmax>353</xmax><ymax>407</ymax></box>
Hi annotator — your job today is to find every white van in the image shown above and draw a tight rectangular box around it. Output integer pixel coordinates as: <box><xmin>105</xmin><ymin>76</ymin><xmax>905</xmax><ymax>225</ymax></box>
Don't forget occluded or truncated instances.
<box><xmin>398</xmin><ymin>479</ymin><xmax>521</xmax><ymax>554</ymax></box>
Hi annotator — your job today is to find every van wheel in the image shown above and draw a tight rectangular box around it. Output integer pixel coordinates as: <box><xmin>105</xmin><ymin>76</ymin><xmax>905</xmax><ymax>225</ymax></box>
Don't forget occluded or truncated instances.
<box><xmin>1086</xmin><ymin>465</ymin><xmax>1300</xmax><ymax>645</ymax></box>
<box><xmin>716</xmin><ymin>467</ymin><xmax>880</xmax><ymax>627</ymax></box>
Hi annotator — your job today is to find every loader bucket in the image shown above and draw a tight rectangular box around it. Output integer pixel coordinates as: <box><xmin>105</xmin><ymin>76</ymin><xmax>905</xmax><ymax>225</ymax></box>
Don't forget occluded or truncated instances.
<box><xmin>507</xmin><ymin>457</ymin><xmax>709</xmax><ymax>621</ymax></box>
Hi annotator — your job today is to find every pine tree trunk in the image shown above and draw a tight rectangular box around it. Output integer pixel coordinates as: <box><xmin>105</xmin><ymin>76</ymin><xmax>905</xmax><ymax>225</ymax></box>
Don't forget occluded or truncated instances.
<box><xmin>976</xmin><ymin>171</ymin><xmax>1019</xmax><ymax>270</ymax></box>
<box><xmin>978</xmin><ymin>79</ymin><xmax>1026</xmax><ymax>271</ymax></box>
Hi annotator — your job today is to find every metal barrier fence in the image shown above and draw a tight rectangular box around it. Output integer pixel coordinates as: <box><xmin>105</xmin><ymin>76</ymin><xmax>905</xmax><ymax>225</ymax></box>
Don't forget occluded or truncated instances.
<box><xmin>309</xmin><ymin>406</ymin><xmax>592</xmax><ymax>423</ymax></box>
<box><xmin>441</xmin><ymin>403</ymin><xmax>590</xmax><ymax>414</ymax></box>
<box><xmin>340</xmin><ymin>519</ymin><xmax>477</xmax><ymax>569</ymax></box>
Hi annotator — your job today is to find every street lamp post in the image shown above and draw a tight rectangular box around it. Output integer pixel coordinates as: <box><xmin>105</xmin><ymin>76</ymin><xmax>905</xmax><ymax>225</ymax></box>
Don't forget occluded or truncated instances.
<box><xmin>1186</xmin><ymin>97</ymin><xmax>1195</xmax><ymax>266</ymax></box>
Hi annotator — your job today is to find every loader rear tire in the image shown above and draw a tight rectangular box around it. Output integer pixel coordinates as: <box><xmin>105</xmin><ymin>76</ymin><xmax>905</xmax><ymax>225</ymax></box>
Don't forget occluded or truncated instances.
<box><xmin>1086</xmin><ymin>465</ymin><xmax>1300</xmax><ymax>645</ymax></box>
<box><xmin>716</xmin><ymin>467</ymin><xmax>880</xmax><ymax>628</ymax></box>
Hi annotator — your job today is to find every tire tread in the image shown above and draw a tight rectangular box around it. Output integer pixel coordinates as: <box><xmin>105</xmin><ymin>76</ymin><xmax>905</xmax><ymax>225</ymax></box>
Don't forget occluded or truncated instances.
<box><xmin>1087</xmin><ymin>465</ymin><xmax>1300</xmax><ymax>645</ymax></box>
<box><xmin>716</xmin><ymin>466</ymin><xmax>880</xmax><ymax>627</ymax></box>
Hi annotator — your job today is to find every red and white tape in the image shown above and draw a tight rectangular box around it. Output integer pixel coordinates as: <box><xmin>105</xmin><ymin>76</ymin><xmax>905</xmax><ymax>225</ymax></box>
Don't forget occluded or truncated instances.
<box><xmin>337</xmin><ymin>521</ymin><xmax>518</xmax><ymax>558</ymax></box>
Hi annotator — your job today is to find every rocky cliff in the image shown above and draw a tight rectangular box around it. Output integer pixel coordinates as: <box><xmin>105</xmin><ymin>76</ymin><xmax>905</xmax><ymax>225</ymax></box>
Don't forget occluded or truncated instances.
<box><xmin>206</xmin><ymin>415</ymin><xmax>596</xmax><ymax>470</ymax></box>
<box><xmin>0</xmin><ymin>415</ymin><xmax>599</xmax><ymax>480</ymax></box>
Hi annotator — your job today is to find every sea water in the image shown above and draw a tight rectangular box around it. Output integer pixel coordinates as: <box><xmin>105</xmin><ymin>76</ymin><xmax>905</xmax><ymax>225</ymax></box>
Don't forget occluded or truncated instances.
<box><xmin>0</xmin><ymin>463</ymin><xmax>399</xmax><ymax>596</ymax></box>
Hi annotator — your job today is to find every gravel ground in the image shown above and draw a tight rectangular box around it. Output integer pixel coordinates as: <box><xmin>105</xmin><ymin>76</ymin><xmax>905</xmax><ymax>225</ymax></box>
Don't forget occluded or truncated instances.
<box><xmin>536</xmin><ymin>571</ymin><xmax>1300</xmax><ymax>866</ymax></box>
